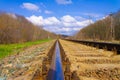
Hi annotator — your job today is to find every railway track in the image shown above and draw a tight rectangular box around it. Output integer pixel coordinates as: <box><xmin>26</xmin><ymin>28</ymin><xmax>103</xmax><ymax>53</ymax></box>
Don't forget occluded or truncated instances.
<box><xmin>32</xmin><ymin>40</ymin><xmax>79</xmax><ymax>80</ymax></box>
<box><xmin>31</xmin><ymin>40</ymin><xmax>67</xmax><ymax>80</ymax></box>
<box><xmin>60</xmin><ymin>39</ymin><xmax>120</xmax><ymax>80</ymax></box>
<box><xmin>65</xmin><ymin>39</ymin><xmax>120</xmax><ymax>54</ymax></box>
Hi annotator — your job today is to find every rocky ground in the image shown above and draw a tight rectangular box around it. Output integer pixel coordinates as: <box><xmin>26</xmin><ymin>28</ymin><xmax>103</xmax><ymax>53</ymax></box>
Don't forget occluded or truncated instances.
<box><xmin>0</xmin><ymin>40</ymin><xmax>55</xmax><ymax>80</ymax></box>
<box><xmin>60</xmin><ymin>39</ymin><xmax>120</xmax><ymax>80</ymax></box>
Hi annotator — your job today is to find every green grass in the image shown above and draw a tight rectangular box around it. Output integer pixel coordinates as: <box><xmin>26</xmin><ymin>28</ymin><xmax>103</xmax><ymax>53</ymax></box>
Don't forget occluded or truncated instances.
<box><xmin>0</xmin><ymin>39</ymin><xmax>52</xmax><ymax>59</ymax></box>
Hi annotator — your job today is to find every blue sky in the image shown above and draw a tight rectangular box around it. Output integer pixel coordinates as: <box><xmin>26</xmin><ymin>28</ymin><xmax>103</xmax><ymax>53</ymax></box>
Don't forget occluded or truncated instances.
<box><xmin>0</xmin><ymin>0</ymin><xmax>120</xmax><ymax>35</ymax></box>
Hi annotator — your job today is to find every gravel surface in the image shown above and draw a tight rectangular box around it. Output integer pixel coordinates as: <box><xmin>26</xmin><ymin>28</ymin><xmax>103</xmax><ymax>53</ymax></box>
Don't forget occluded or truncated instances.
<box><xmin>60</xmin><ymin>39</ymin><xmax>120</xmax><ymax>80</ymax></box>
<box><xmin>0</xmin><ymin>40</ymin><xmax>55</xmax><ymax>80</ymax></box>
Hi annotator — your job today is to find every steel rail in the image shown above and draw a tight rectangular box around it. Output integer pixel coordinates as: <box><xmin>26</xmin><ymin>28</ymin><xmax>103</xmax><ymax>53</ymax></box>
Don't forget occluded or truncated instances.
<box><xmin>47</xmin><ymin>41</ymin><xmax>64</xmax><ymax>80</ymax></box>
<box><xmin>65</xmin><ymin>39</ymin><xmax>120</xmax><ymax>54</ymax></box>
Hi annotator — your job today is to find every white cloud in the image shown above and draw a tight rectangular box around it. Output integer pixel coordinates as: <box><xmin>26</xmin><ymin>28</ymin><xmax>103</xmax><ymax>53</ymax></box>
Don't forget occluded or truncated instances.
<box><xmin>61</xmin><ymin>15</ymin><xmax>77</xmax><ymax>27</ymax></box>
<box><xmin>26</xmin><ymin>15</ymin><xmax>94</xmax><ymax>35</ymax></box>
<box><xmin>21</xmin><ymin>3</ymin><xmax>40</xmax><ymax>11</ymax></box>
<box><xmin>56</xmin><ymin>0</ymin><xmax>72</xmax><ymax>4</ymax></box>
<box><xmin>26</xmin><ymin>15</ymin><xmax>60</xmax><ymax>26</ymax></box>
<box><xmin>26</xmin><ymin>15</ymin><xmax>44</xmax><ymax>26</ymax></box>
<box><xmin>44</xmin><ymin>10</ymin><xmax>53</xmax><ymax>14</ymax></box>
<box><xmin>43</xmin><ymin>27</ymin><xmax>81</xmax><ymax>35</ymax></box>
<box><xmin>76</xmin><ymin>20</ymin><xmax>93</xmax><ymax>27</ymax></box>
<box><xmin>61</xmin><ymin>15</ymin><xmax>76</xmax><ymax>23</ymax></box>
<box><xmin>61</xmin><ymin>15</ymin><xmax>93</xmax><ymax>27</ymax></box>
<box><xmin>44</xmin><ymin>17</ymin><xmax>61</xmax><ymax>26</ymax></box>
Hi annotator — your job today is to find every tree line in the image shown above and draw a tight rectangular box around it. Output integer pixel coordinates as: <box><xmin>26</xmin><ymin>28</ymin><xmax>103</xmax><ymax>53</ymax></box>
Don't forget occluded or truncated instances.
<box><xmin>0</xmin><ymin>12</ymin><xmax>56</xmax><ymax>44</ymax></box>
<box><xmin>74</xmin><ymin>11</ymin><xmax>120</xmax><ymax>41</ymax></box>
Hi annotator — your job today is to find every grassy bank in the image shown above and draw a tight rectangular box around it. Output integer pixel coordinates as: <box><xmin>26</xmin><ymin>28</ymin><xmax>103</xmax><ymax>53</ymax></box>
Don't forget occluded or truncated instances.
<box><xmin>0</xmin><ymin>39</ymin><xmax>51</xmax><ymax>59</ymax></box>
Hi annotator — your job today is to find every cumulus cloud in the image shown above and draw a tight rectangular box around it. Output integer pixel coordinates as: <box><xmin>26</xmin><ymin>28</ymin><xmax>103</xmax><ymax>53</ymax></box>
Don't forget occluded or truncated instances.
<box><xmin>61</xmin><ymin>15</ymin><xmax>93</xmax><ymax>27</ymax></box>
<box><xmin>21</xmin><ymin>3</ymin><xmax>40</xmax><ymax>11</ymax></box>
<box><xmin>26</xmin><ymin>15</ymin><xmax>93</xmax><ymax>35</ymax></box>
<box><xmin>26</xmin><ymin>15</ymin><xmax>60</xmax><ymax>26</ymax></box>
<box><xmin>61</xmin><ymin>15</ymin><xmax>76</xmax><ymax>23</ymax></box>
<box><xmin>26</xmin><ymin>15</ymin><xmax>44</xmax><ymax>26</ymax></box>
<box><xmin>61</xmin><ymin>15</ymin><xmax>77</xmax><ymax>27</ymax></box>
<box><xmin>44</xmin><ymin>17</ymin><xmax>61</xmax><ymax>26</ymax></box>
<box><xmin>56</xmin><ymin>0</ymin><xmax>72</xmax><ymax>4</ymax></box>
<box><xmin>76</xmin><ymin>20</ymin><xmax>93</xmax><ymax>27</ymax></box>
<box><xmin>43</xmin><ymin>27</ymin><xmax>80</xmax><ymax>35</ymax></box>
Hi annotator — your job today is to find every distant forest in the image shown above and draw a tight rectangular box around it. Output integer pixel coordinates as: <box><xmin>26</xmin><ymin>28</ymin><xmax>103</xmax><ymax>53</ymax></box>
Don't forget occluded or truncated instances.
<box><xmin>0</xmin><ymin>12</ymin><xmax>56</xmax><ymax>44</ymax></box>
<box><xmin>75</xmin><ymin>11</ymin><xmax>120</xmax><ymax>41</ymax></box>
